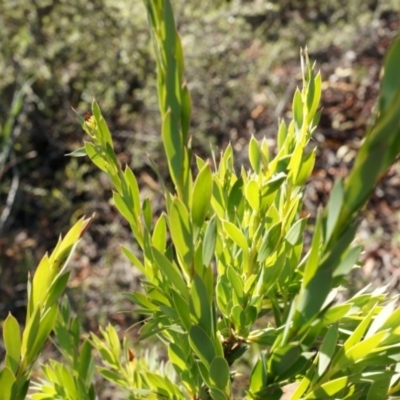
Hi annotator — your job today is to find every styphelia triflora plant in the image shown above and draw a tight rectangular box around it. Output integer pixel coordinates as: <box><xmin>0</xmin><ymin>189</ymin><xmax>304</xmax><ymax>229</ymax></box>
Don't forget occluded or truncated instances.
<box><xmin>1</xmin><ymin>1</ymin><xmax>400</xmax><ymax>399</ymax></box>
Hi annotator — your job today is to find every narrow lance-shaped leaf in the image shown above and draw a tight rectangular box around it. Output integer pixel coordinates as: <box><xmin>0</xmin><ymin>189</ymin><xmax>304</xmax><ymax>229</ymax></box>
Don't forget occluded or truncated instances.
<box><xmin>3</xmin><ymin>314</ymin><xmax>21</xmax><ymax>375</ymax></box>
<box><xmin>317</xmin><ymin>323</ymin><xmax>338</xmax><ymax>378</ymax></box>
<box><xmin>249</xmin><ymin>353</ymin><xmax>268</xmax><ymax>394</ymax></box>
<box><xmin>191</xmin><ymin>163</ymin><xmax>212</xmax><ymax>229</ymax></box>
<box><xmin>162</xmin><ymin>110</ymin><xmax>184</xmax><ymax>194</ymax></box>
<box><xmin>222</xmin><ymin>220</ymin><xmax>249</xmax><ymax>274</ymax></box>
<box><xmin>249</xmin><ymin>136</ymin><xmax>261</xmax><ymax>174</ymax></box>
<box><xmin>202</xmin><ymin>216</ymin><xmax>217</xmax><ymax>267</ymax></box>
<box><xmin>189</xmin><ymin>325</ymin><xmax>215</xmax><ymax>368</ymax></box>
<box><xmin>169</xmin><ymin>197</ymin><xmax>193</xmax><ymax>276</ymax></box>
<box><xmin>190</xmin><ymin>274</ymin><xmax>213</xmax><ymax>336</ymax></box>
<box><xmin>0</xmin><ymin>367</ymin><xmax>16</xmax><ymax>400</ymax></box>
<box><xmin>152</xmin><ymin>246</ymin><xmax>189</xmax><ymax>299</ymax></box>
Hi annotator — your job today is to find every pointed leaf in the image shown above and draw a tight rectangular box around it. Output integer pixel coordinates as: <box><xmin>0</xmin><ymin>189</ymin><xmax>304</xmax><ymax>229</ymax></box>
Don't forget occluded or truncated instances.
<box><xmin>191</xmin><ymin>163</ymin><xmax>212</xmax><ymax>228</ymax></box>
<box><xmin>189</xmin><ymin>325</ymin><xmax>215</xmax><ymax>368</ymax></box>
<box><xmin>3</xmin><ymin>314</ymin><xmax>20</xmax><ymax>374</ymax></box>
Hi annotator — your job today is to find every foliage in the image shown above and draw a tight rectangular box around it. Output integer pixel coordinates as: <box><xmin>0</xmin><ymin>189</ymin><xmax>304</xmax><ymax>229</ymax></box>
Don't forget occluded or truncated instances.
<box><xmin>2</xmin><ymin>0</ymin><xmax>398</xmax><ymax>255</ymax></box>
<box><xmin>0</xmin><ymin>216</ymin><xmax>93</xmax><ymax>400</ymax></box>
<box><xmin>1</xmin><ymin>0</ymin><xmax>400</xmax><ymax>399</ymax></box>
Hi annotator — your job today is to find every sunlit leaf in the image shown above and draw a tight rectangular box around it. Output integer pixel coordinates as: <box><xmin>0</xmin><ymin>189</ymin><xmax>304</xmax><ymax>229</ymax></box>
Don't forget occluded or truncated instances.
<box><xmin>189</xmin><ymin>325</ymin><xmax>215</xmax><ymax>368</ymax></box>
<box><xmin>3</xmin><ymin>314</ymin><xmax>21</xmax><ymax>374</ymax></box>
<box><xmin>191</xmin><ymin>163</ymin><xmax>212</xmax><ymax>228</ymax></box>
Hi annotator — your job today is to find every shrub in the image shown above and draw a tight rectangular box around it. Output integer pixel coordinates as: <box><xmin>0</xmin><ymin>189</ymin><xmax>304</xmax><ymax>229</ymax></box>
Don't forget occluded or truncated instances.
<box><xmin>1</xmin><ymin>1</ymin><xmax>400</xmax><ymax>399</ymax></box>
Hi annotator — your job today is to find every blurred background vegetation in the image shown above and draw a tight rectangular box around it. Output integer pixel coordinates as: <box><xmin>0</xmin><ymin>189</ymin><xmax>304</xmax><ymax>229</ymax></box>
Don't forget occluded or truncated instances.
<box><xmin>1</xmin><ymin>0</ymin><xmax>399</xmax><ymax>367</ymax></box>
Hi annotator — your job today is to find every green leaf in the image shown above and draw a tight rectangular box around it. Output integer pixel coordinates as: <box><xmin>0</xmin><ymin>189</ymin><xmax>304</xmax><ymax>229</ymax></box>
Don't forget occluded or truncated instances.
<box><xmin>306</xmin><ymin>67</ymin><xmax>316</xmax><ymax>112</ymax></box>
<box><xmin>366</xmin><ymin>374</ymin><xmax>391</xmax><ymax>400</ymax></box>
<box><xmin>12</xmin><ymin>377</ymin><xmax>30</xmax><ymax>400</ymax></box>
<box><xmin>295</xmin><ymin>148</ymin><xmax>316</xmax><ymax>186</ymax></box>
<box><xmin>198</xmin><ymin>360</ymin><xmax>212</xmax><ymax>387</ymax></box>
<box><xmin>191</xmin><ymin>163</ymin><xmax>212</xmax><ymax>228</ymax></box>
<box><xmin>333</xmin><ymin>245</ymin><xmax>362</xmax><ymax>279</ymax></box>
<box><xmin>288</xmin><ymin>140</ymin><xmax>305</xmax><ymax>185</ymax></box>
<box><xmin>0</xmin><ymin>367</ymin><xmax>16</xmax><ymax>400</ymax></box>
<box><xmin>26</xmin><ymin>304</ymin><xmax>58</xmax><ymax>364</ymax></box>
<box><xmin>227</xmin><ymin>177</ymin><xmax>244</xmax><ymax>220</ymax></box>
<box><xmin>322</xmin><ymin>304</ymin><xmax>351</xmax><ymax>326</ymax></box>
<box><xmin>211</xmin><ymin>177</ymin><xmax>226</xmax><ymax>218</ymax></box>
<box><xmin>180</xmin><ymin>83</ymin><xmax>192</xmax><ymax>141</ymax></box>
<box><xmin>245</xmin><ymin>180</ymin><xmax>260</xmax><ymax>211</ymax></box>
<box><xmin>249</xmin><ymin>353</ymin><xmax>268</xmax><ymax>394</ymax></box>
<box><xmin>305</xmin><ymin>376</ymin><xmax>348</xmax><ymax>399</ymax></box>
<box><xmin>152</xmin><ymin>214</ymin><xmax>167</xmax><ymax>252</ymax></box>
<box><xmin>260</xmin><ymin>138</ymin><xmax>270</xmax><ymax>168</ymax></box>
<box><xmin>278</xmin><ymin>352</ymin><xmax>314</xmax><ymax>382</ymax></box>
<box><xmin>277</xmin><ymin>120</ymin><xmax>287</xmax><ymax>150</ymax></box>
<box><xmin>249</xmin><ymin>136</ymin><xmax>261</xmax><ymax>173</ymax></box>
<box><xmin>105</xmin><ymin>324</ymin><xmax>121</xmax><ymax>362</ymax></box>
<box><xmin>209</xmin><ymin>357</ymin><xmax>230</xmax><ymax>390</ymax></box>
<box><xmin>285</xmin><ymin>217</ymin><xmax>308</xmax><ymax>246</ymax></box>
<box><xmin>196</xmin><ymin>156</ymin><xmax>206</xmax><ymax>171</ymax></box>
<box><xmin>152</xmin><ymin>246</ymin><xmax>189</xmax><ymax>299</ymax></box>
<box><xmin>322</xmin><ymin>220</ymin><xmax>359</xmax><ymax>278</ymax></box>
<box><xmin>113</xmin><ymin>192</ymin><xmax>135</xmax><ymax>226</ymax></box>
<box><xmin>336</xmin><ymin>331</ymin><xmax>387</xmax><ymax>369</ymax></box>
<box><xmin>203</xmin><ymin>217</ymin><xmax>216</xmax><ymax>267</ymax></box>
<box><xmin>45</xmin><ymin>272</ymin><xmax>70</xmax><ymax>308</ymax></box>
<box><xmin>78</xmin><ymin>339</ymin><xmax>94</xmax><ymax>386</ymax></box>
<box><xmin>268</xmin><ymin>343</ymin><xmax>302</xmax><ymax>379</ymax></box>
<box><xmin>97</xmin><ymin>368</ymin><xmax>125</xmax><ymax>386</ymax></box>
<box><xmin>376</xmin><ymin>303</ymin><xmax>400</xmax><ymax>333</ymax></box>
<box><xmin>168</xmin><ymin>342</ymin><xmax>187</xmax><ymax>373</ymax></box>
<box><xmin>331</xmin><ymin>305</ymin><xmax>377</xmax><ymax>371</ymax></box>
<box><xmin>162</xmin><ymin>110</ymin><xmax>183</xmax><ymax>190</ymax></box>
<box><xmin>189</xmin><ymin>325</ymin><xmax>216</xmax><ymax>368</ymax></box>
<box><xmin>169</xmin><ymin>197</ymin><xmax>193</xmax><ymax>273</ymax></box>
<box><xmin>66</xmin><ymin>147</ymin><xmax>87</xmax><ymax>157</ymax></box>
<box><xmin>318</xmin><ymin>323</ymin><xmax>338</xmax><ymax>377</ymax></box>
<box><xmin>227</xmin><ymin>266</ymin><xmax>244</xmax><ymax>302</ymax></box>
<box><xmin>257</xmin><ymin>222</ymin><xmax>281</xmax><ymax>263</ymax></box>
<box><xmin>275</xmin><ymin>154</ymin><xmax>292</xmax><ymax>175</ymax></box>
<box><xmin>216</xmin><ymin>280</ymin><xmax>230</xmax><ymax>317</ymax></box>
<box><xmin>3</xmin><ymin>314</ymin><xmax>21</xmax><ymax>375</ymax></box>
<box><xmin>231</xmin><ymin>305</ymin><xmax>245</xmax><ymax>330</ymax></box>
<box><xmin>142</xmin><ymin>198</ymin><xmax>153</xmax><ymax>231</ymax></box>
<box><xmin>261</xmin><ymin>173</ymin><xmax>286</xmax><ymax>197</ymax></box>
<box><xmin>209</xmin><ymin>387</ymin><xmax>228</xmax><ymax>400</ymax></box>
<box><xmin>325</xmin><ymin>179</ymin><xmax>344</xmax><ymax>242</ymax></box>
<box><xmin>295</xmin><ymin>266</ymin><xmax>332</xmax><ymax>326</ymax></box>
<box><xmin>222</xmin><ymin>220</ymin><xmax>249</xmax><ymax>272</ymax></box>
<box><xmin>171</xmin><ymin>289</ymin><xmax>191</xmax><ymax>330</ymax></box>
<box><xmin>49</xmin><ymin>216</ymin><xmax>90</xmax><ymax>275</ymax></box>
<box><xmin>55</xmin><ymin>363</ymin><xmax>77</xmax><ymax>398</ymax></box>
<box><xmin>31</xmin><ymin>254</ymin><xmax>51</xmax><ymax>308</ymax></box>
<box><xmin>123</xmin><ymin>166</ymin><xmax>141</xmax><ymax>219</ymax></box>
<box><xmin>379</xmin><ymin>36</ymin><xmax>400</xmax><ymax>114</ymax></box>
<box><xmin>190</xmin><ymin>274</ymin><xmax>212</xmax><ymax>335</ymax></box>
<box><xmin>124</xmin><ymin>291</ymin><xmax>158</xmax><ymax>311</ymax></box>
<box><xmin>218</xmin><ymin>144</ymin><xmax>233</xmax><ymax>179</ymax></box>
<box><xmin>302</xmin><ymin>210</ymin><xmax>322</xmax><ymax>287</ymax></box>
<box><xmin>248</xmin><ymin>328</ymin><xmax>277</xmax><ymax>346</ymax></box>
<box><xmin>308</xmin><ymin>72</ymin><xmax>322</xmax><ymax>123</ymax></box>
<box><xmin>293</xmin><ymin>88</ymin><xmax>303</xmax><ymax>129</ymax></box>
<box><xmin>84</xmin><ymin>142</ymin><xmax>108</xmax><ymax>173</ymax></box>
<box><xmin>92</xmin><ymin>100</ymin><xmax>114</xmax><ymax>149</ymax></box>
<box><xmin>121</xmin><ymin>246</ymin><xmax>147</xmax><ymax>277</ymax></box>
<box><xmin>21</xmin><ymin>306</ymin><xmax>40</xmax><ymax>361</ymax></box>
